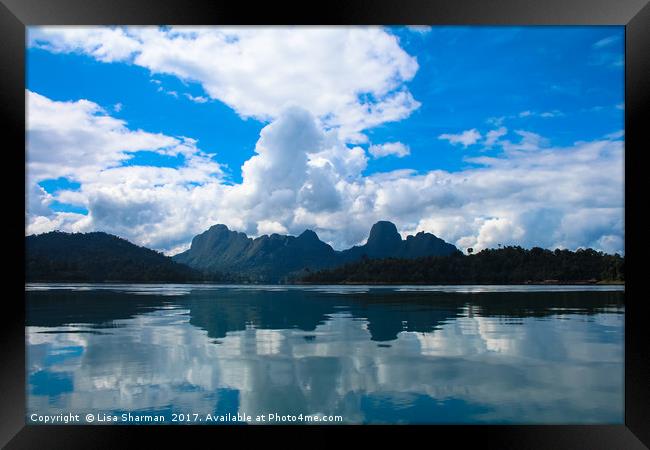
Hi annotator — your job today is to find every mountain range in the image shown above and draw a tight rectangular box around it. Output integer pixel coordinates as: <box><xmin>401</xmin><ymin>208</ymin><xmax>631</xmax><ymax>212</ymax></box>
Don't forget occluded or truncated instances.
<box><xmin>24</xmin><ymin>222</ymin><xmax>624</xmax><ymax>285</ymax></box>
<box><xmin>26</xmin><ymin>231</ymin><xmax>203</xmax><ymax>282</ymax></box>
<box><xmin>25</xmin><ymin>221</ymin><xmax>459</xmax><ymax>283</ymax></box>
<box><xmin>172</xmin><ymin>221</ymin><xmax>459</xmax><ymax>282</ymax></box>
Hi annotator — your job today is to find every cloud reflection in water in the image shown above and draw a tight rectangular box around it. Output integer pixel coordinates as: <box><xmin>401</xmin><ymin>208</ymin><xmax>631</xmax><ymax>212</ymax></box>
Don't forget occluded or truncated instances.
<box><xmin>26</xmin><ymin>285</ymin><xmax>624</xmax><ymax>424</ymax></box>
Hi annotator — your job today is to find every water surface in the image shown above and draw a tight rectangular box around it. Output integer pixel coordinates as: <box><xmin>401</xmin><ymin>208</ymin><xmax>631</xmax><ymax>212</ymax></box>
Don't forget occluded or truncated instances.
<box><xmin>26</xmin><ymin>284</ymin><xmax>624</xmax><ymax>424</ymax></box>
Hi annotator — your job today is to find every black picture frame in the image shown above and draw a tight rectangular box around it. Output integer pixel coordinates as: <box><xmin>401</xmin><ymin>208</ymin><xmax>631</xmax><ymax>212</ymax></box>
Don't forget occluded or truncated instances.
<box><xmin>1</xmin><ymin>0</ymin><xmax>648</xmax><ymax>447</ymax></box>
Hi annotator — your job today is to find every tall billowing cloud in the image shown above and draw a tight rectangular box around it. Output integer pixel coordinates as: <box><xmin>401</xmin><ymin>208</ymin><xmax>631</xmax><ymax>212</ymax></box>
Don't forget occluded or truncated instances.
<box><xmin>28</xmin><ymin>26</ymin><xmax>421</xmax><ymax>142</ymax></box>
<box><xmin>26</xmin><ymin>90</ymin><xmax>624</xmax><ymax>255</ymax></box>
<box><xmin>25</xmin><ymin>27</ymin><xmax>624</xmax><ymax>255</ymax></box>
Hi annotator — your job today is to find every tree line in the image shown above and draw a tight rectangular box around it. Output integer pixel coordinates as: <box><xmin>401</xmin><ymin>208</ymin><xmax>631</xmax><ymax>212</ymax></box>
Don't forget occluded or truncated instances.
<box><xmin>299</xmin><ymin>246</ymin><xmax>624</xmax><ymax>284</ymax></box>
<box><xmin>25</xmin><ymin>231</ymin><xmax>244</xmax><ymax>283</ymax></box>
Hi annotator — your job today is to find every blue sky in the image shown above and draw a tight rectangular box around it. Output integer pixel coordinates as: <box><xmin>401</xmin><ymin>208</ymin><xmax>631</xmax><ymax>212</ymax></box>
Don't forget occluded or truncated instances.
<box><xmin>25</xmin><ymin>26</ymin><xmax>624</xmax><ymax>255</ymax></box>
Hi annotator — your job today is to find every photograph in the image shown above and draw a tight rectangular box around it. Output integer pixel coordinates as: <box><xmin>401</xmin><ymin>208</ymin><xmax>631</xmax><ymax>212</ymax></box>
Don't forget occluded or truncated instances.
<box><xmin>22</xmin><ymin>24</ymin><xmax>627</xmax><ymax>427</ymax></box>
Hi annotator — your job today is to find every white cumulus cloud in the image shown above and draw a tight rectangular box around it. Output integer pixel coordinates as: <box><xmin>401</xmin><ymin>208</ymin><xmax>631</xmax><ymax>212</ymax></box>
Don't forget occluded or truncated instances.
<box><xmin>439</xmin><ymin>129</ymin><xmax>482</xmax><ymax>148</ymax></box>
<box><xmin>483</xmin><ymin>127</ymin><xmax>508</xmax><ymax>148</ymax></box>
<box><xmin>368</xmin><ymin>142</ymin><xmax>410</xmax><ymax>158</ymax></box>
<box><xmin>28</xmin><ymin>26</ymin><xmax>421</xmax><ymax>143</ymax></box>
<box><xmin>26</xmin><ymin>91</ymin><xmax>625</xmax><ymax>256</ymax></box>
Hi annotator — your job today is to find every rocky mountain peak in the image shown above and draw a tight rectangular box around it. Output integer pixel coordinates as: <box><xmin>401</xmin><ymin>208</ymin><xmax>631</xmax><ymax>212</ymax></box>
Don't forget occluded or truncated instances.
<box><xmin>366</xmin><ymin>221</ymin><xmax>402</xmax><ymax>248</ymax></box>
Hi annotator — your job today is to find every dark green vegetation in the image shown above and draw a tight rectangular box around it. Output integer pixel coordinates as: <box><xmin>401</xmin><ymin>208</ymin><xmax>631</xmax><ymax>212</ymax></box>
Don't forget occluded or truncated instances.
<box><xmin>25</xmin><ymin>231</ymin><xmax>239</xmax><ymax>283</ymax></box>
<box><xmin>300</xmin><ymin>246</ymin><xmax>624</xmax><ymax>285</ymax></box>
<box><xmin>173</xmin><ymin>221</ymin><xmax>458</xmax><ymax>283</ymax></box>
<box><xmin>26</xmin><ymin>224</ymin><xmax>624</xmax><ymax>285</ymax></box>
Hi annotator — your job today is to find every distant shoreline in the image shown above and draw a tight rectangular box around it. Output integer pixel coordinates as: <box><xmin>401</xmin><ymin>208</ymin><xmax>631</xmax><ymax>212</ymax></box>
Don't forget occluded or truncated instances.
<box><xmin>27</xmin><ymin>230</ymin><xmax>624</xmax><ymax>286</ymax></box>
<box><xmin>298</xmin><ymin>281</ymin><xmax>626</xmax><ymax>286</ymax></box>
<box><xmin>25</xmin><ymin>280</ymin><xmax>625</xmax><ymax>286</ymax></box>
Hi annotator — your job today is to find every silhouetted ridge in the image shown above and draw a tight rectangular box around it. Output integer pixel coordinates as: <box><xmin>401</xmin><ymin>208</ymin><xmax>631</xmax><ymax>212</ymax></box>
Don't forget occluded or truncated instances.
<box><xmin>25</xmin><ymin>226</ymin><xmax>623</xmax><ymax>285</ymax></box>
<box><xmin>173</xmin><ymin>221</ymin><xmax>459</xmax><ymax>282</ymax></box>
<box><xmin>298</xmin><ymin>229</ymin><xmax>319</xmax><ymax>241</ymax></box>
<box><xmin>365</xmin><ymin>221</ymin><xmax>402</xmax><ymax>254</ymax></box>
<box><xmin>300</xmin><ymin>246</ymin><xmax>624</xmax><ymax>285</ymax></box>
<box><xmin>25</xmin><ymin>231</ymin><xmax>207</xmax><ymax>282</ymax></box>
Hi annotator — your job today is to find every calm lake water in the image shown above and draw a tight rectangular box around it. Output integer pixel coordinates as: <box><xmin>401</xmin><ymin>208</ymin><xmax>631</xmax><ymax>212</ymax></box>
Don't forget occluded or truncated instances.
<box><xmin>26</xmin><ymin>284</ymin><xmax>624</xmax><ymax>425</ymax></box>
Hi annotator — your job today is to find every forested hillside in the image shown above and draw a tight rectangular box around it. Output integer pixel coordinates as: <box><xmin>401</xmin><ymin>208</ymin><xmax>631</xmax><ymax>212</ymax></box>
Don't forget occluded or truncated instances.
<box><xmin>300</xmin><ymin>246</ymin><xmax>624</xmax><ymax>284</ymax></box>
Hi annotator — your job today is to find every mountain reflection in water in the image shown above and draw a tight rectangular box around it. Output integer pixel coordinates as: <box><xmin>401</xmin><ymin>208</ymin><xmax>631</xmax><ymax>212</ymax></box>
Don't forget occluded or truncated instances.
<box><xmin>26</xmin><ymin>284</ymin><xmax>624</xmax><ymax>424</ymax></box>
